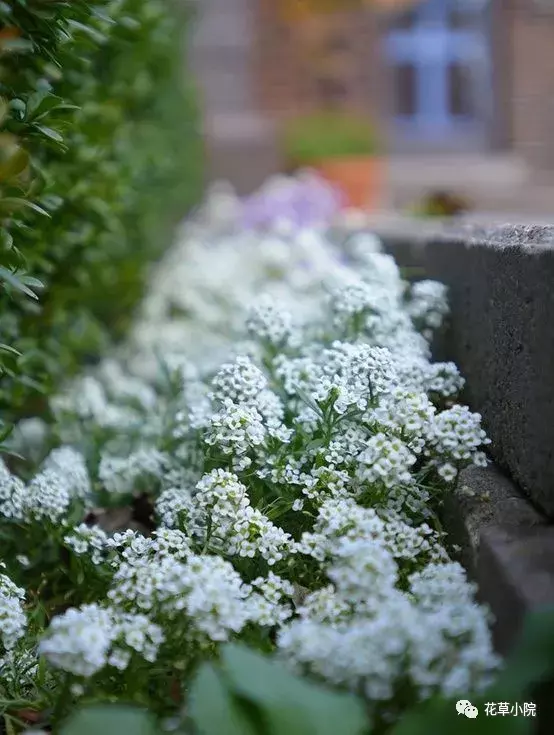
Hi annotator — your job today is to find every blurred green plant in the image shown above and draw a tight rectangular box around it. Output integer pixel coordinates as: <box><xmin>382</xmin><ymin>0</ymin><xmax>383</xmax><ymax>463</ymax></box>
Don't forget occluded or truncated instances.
<box><xmin>282</xmin><ymin>111</ymin><xmax>380</xmax><ymax>167</ymax></box>
<box><xmin>58</xmin><ymin>606</ymin><xmax>554</xmax><ymax>735</ymax></box>
<box><xmin>0</xmin><ymin>0</ymin><xmax>203</xmax><ymax>427</ymax></box>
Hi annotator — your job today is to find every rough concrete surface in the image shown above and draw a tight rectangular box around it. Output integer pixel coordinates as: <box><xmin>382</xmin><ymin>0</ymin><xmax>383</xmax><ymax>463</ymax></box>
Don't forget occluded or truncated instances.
<box><xmin>477</xmin><ymin>524</ymin><xmax>554</xmax><ymax>655</ymax></box>
<box><xmin>443</xmin><ymin>464</ymin><xmax>545</xmax><ymax>578</ymax></box>
<box><xmin>380</xmin><ymin>223</ymin><xmax>554</xmax><ymax>518</ymax></box>
<box><xmin>442</xmin><ymin>465</ymin><xmax>554</xmax><ymax>655</ymax></box>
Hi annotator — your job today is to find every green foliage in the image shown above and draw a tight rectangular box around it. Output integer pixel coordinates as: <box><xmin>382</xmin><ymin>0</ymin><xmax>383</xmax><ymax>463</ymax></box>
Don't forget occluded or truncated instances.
<box><xmin>282</xmin><ymin>111</ymin><xmax>380</xmax><ymax>166</ymax></box>
<box><xmin>58</xmin><ymin>608</ymin><xmax>554</xmax><ymax>735</ymax></box>
<box><xmin>60</xmin><ymin>704</ymin><xmax>161</xmax><ymax>735</ymax></box>
<box><xmin>189</xmin><ymin>643</ymin><xmax>368</xmax><ymax>735</ymax></box>
<box><xmin>0</xmin><ymin>0</ymin><xmax>203</xmax><ymax>424</ymax></box>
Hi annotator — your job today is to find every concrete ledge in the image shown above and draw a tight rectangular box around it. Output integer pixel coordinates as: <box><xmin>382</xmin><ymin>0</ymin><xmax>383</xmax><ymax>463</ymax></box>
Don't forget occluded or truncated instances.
<box><xmin>444</xmin><ymin>465</ymin><xmax>545</xmax><ymax>581</ymax></box>
<box><xmin>442</xmin><ymin>464</ymin><xmax>553</xmax><ymax>655</ymax></box>
<box><xmin>477</xmin><ymin>524</ymin><xmax>554</xmax><ymax>655</ymax></box>
<box><xmin>375</xmin><ymin>222</ymin><xmax>554</xmax><ymax>519</ymax></box>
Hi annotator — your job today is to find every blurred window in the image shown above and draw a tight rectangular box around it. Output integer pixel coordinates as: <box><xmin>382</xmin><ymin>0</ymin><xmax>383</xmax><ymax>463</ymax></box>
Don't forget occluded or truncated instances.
<box><xmin>448</xmin><ymin>63</ymin><xmax>474</xmax><ymax>116</ymax></box>
<box><xmin>449</xmin><ymin>0</ymin><xmax>481</xmax><ymax>29</ymax></box>
<box><xmin>384</xmin><ymin>0</ymin><xmax>490</xmax><ymax>144</ymax></box>
<box><xmin>393</xmin><ymin>63</ymin><xmax>417</xmax><ymax>116</ymax></box>
<box><xmin>391</xmin><ymin>9</ymin><xmax>417</xmax><ymax>29</ymax></box>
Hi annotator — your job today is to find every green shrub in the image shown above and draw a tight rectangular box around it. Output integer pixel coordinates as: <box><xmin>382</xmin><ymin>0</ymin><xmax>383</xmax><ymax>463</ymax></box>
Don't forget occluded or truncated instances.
<box><xmin>0</xmin><ymin>0</ymin><xmax>203</xmax><ymax>426</ymax></box>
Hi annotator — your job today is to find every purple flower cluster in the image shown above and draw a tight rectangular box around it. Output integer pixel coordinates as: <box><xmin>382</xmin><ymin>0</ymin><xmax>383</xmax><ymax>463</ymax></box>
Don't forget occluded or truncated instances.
<box><xmin>240</xmin><ymin>171</ymin><xmax>346</xmax><ymax>231</ymax></box>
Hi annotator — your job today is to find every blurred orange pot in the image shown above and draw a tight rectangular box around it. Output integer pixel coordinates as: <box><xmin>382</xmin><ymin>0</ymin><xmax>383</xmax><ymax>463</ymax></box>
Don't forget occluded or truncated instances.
<box><xmin>314</xmin><ymin>156</ymin><xmax>383</xmax><ymax>211</ymax></box>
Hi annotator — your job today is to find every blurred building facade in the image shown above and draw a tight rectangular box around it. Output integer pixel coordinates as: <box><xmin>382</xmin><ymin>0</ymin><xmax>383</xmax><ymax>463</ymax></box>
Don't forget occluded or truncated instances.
<box><xmin>191</xmin><ymin>0</ymin><xmax>554</xmax><ymax>214</ymax></box>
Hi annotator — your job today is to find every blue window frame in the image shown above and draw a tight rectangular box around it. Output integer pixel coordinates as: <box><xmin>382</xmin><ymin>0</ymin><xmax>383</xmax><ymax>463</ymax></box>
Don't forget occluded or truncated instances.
<box><xmin>385</xmin><ymin>0</ymin><xmax>491</xmax><ymax>146</ymax></box>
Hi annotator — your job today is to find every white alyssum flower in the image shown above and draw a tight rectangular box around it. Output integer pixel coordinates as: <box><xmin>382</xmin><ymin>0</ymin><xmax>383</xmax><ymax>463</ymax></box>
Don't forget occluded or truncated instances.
<box><xmin>0</xmin><ymin>459</ymin><xmax>27</xmax><ymax>520</ymax></box>
<box><xmin>245</xmin><ymin>295</ymin><xmax>297</xmax><ymax>348</ymax></box>
<box><xmin>155</xmin><ymin>486</ymin><xmax>196</xmax><ymax>529</ymax></box>
<box><xmin>25</xmin><ymin>469</ymin><xmax>76</xmax><ymax>523</ymax></box>
<box><xmin>356</xmin><ymin>433</ymin><xmax>417</xmax><ymax>490</ymax></box>
<box><xmin>193</xmin><ymin>469</ymin><xmax>292</xmax><ymax>564</ymax></box>
<box><xmin>425</xmin><ymin>404</ymin><xmax>491</xmax><ymax>472</ymax></box>
<box><xmin>64</xmin><ymin>524</ymin><xmax>109</xmax><ymax>565</ymax></box>
<box><xmin>99</xmin><ymin>448</ymin><xmax>169</xmax><ymax>495</ymax></box>
<box><xmin>106</xmin><ymin>528</ymin><xmax>192</xmax><ymax>567</ymax></box>
<box><xmin>210</xmin><ymin>355</ymin><xmax>268</xmax><ymax>407</ymax></box>
<box><xmin>407</xmin><ymin>280</ymin><xmax>449</xmax><ymax>336</ymax></box>
<box><xmin>38</xmin><ymin>604</ymin><xmax>164</xmax><ymax>677</ymax></box>
<box><xmin>205</xmin><ymin>400</ymin><xmax>267</xmax><ymax>457</ymax></box>
<box><xmin>108</xmin><ymin>553</ymin><xmax>255</xmax><ymax>642</ymax></box>
<box><xmin>42</xmin><ymin>447</ymin><xmax>91</xmax><ymax>500</ymax></box>
<box><xmin>0</xmin><ymin>568</ymin><xmax>27</xmax><ymax>651</ymax></box>
<box><xmin>39</xmin><ymin>604</ymin><xmax>114</xmax><ymax>677</ymax></box>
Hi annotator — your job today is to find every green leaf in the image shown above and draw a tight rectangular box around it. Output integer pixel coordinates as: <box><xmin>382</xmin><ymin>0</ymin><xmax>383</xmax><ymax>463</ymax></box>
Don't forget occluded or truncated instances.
<box><xmin>66</xmin><ymin>19</ymin><xmax>108</xmax><ymax>44</ymax></box>
<box><xmin>0</xmin><ymin>266</ymin><xmax>40</xmax><ymax>299</ymax></box>
<box><xmin>189</xmin><ymin>663</ymin><xmax>260</xmax><ymax>735</ymax></box>
<box><xmin>19</xmin><ymin>275</ymin><xmax>44</xmax><ymax>289</ymax></box>
<box><xmin>60</xmin><ymin>705</ymin><xmax>159</xmax><ymax>735</ymax></box>
<box><xmin>34</xmin><ymin>125</ymin><xmax>64</xmax><ymax>144</ymax></box>
<box><xmin>0</xmin><ymin>197</ymin><xmax>50</xmax><ymax>217</ymax></box>
<box><xmin>220</xmin><ymin>644</ymin><xmax>368</xmax><ymax>735</ymax></box>
<box><xmin>0</xmin><ymin>343</ymin><xmax>21</xmax><ymax>356</ymax></box>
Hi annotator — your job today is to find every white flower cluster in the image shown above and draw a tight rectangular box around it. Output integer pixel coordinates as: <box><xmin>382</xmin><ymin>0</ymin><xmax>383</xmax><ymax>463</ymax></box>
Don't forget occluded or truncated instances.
<box><xmin>5</xmin><ymin>179</ymin><xmax>498</xmax><ymax>718</ymax></box>
<box><xmin>0</xmin><ymin>448</ymin><xmax>91</xmax><ymax>524</ymax></box>
<box><xmin>98</xmin><ymin>447</ymin><xmax>169</xmax><ymax>496</ymax></box>
<box><xmin>245</xmin><ymin>295</ymin><xmax>297</xmax><ymax>349</ymax></box>
<box><xmin>280</xmin><ymin>499</ymin><xmax>498</xmax><ymax>701</ymax></box>
<box><xmin>108</xmin><ymin>553</ymin><xmax>252</xmax><ymax>641</ymax></box>
<box><xmin>192</xmin><ymin>470</ymin><xmax>293</xmax><ymax>564</ymax></box>
<box><xmin>64</xmin><ymin>524</ymin><xmax>110</xmax><ymax>565</ymax></box>
<box><xmin>426</xmin><ymin>404</ymin><xmax>491</xmax><ymax>481</ymax></box>
<box><xmin>0</xmin><ymin>565</ymin><xmax>27</xmax><ymax>651</ymax></box>
<box><xmin>356</xmin><ymin>433</ymin><xmax>417</xmax><ymax>490</ymax></box>
<box><xmin>38</xmin><ymin>603</ymin><xmax>164</xmax><ymax>677</ymax></box>
<box><xmin>407</xmin><ymin>280</ymin><xmax>450</xmax><ymax>339</ymax></box>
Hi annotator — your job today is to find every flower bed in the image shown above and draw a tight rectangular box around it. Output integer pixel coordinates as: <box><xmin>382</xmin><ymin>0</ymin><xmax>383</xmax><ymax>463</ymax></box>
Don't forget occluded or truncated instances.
<box><xmin>1</xmin><ymin>177</ymin><xmax>505</xmax><ymax>732</ymax></box>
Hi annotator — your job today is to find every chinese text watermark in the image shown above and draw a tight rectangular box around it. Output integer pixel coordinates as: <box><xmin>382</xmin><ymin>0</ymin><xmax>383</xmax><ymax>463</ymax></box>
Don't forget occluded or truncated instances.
<box><xmin>456</xmin><ymin>700</ymin><xmax>537</xmax><ymax>719</ymax></box>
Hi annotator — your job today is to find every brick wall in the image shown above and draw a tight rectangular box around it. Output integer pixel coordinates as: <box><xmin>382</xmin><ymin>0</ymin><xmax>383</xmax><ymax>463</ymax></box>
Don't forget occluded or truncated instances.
<box><xmin>254</xmin><ymin>3</ymin><xmax>384</xmax><ymax>125</ymax></box>
<box><xmin>508</xmin><ymin>0</ymin><xmax>554</xmax><ymax>181</ymax></box>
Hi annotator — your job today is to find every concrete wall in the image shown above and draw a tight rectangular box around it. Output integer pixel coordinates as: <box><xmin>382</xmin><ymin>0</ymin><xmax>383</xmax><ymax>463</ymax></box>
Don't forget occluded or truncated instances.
<box><xmin>380</xmin><ymin>224</ymin><xmax>554</xmax><ymax>518</ymax></box>
<box><xmin>368</xmin><ymin>222</ymin><xmax>554</xmax><ymax>665</ymax></box>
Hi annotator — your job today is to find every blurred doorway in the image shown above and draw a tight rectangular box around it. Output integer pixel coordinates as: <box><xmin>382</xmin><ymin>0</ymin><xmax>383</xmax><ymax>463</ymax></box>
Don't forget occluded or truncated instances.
<box><xmin>385</xmin><ymin>0</ymin><xmax>492</xmax><ymax>151</ymax></box>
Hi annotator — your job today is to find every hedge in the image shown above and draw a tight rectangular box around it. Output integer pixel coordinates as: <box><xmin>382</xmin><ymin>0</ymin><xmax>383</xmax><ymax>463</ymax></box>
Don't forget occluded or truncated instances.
<box><xmin>0</xmin><ymin>0</ymin><xmax>203</xmax><ymax>434</ymax></box>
